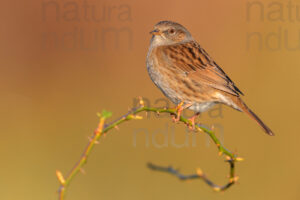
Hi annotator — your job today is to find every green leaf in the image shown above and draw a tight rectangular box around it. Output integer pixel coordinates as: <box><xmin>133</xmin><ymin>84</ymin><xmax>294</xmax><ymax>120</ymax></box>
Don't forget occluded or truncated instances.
<box><xmin>101</xmin><ymin>110</ymin><xmax>112</xmax><ymax>119</ymax></box>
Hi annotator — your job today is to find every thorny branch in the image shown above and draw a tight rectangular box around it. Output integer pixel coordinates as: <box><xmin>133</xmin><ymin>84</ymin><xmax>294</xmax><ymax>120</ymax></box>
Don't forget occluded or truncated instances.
<box><xmin>56</xmin><ymin>98</ymin><xmax>243</xmax><ymax>200</ymax></box>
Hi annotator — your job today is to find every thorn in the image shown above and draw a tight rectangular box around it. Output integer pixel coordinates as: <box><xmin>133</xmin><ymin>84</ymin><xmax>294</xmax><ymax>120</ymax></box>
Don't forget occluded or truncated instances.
<box><xmin>195</xmin><ymin>126</ymin><xmax>203</xmax><ymax>133</ymax></box>
<box><xmin>133</xmin><ymin>115</ymin><xmax>143</xmax><ymax>120</ymax></box>
<box><xmin>127</xmin><ymin>114</ymin><xmax>134</xmax><ymax>119</ymax></box>
<box><xmin>235</xmin><ymin>157</ymin><xmax>244</xmax><ymax>162</ymax></box>
<box><xmin>230</xmin><ymin>176</ymin><xmax>239</xmax><ymax>183</ymax></box>
<box><xmin>56</xmin><ymin>170</ymin><xmax>65</xmax><ymax>185</ymax></box>
<box><xmin>218</xmin><ymin>151</ymin><xmax>223</xmax><ymax>156</ymax></box>
<box><xmin>225</xmin><ymin>156</ymin><xmax>231</xmax><ymax>161</ymax></box>
<box><xmin>234</xmin><ymin>176</ymin><xmax>239</xmax><ymax>182</ymax></box>
<box><xmin>88</xmin><ymin>136</ymin><xmax>92</xmax><ymax>142</ymax></box>
<box><xmin>213</xmin><ymin>187</ymin><xmax>221</xmax><ymax>192</ymax></box>
<box><xmin>138</xmin><ymin>96</ymin><xmax>145</xmax><ymax>107</ymax></box>
<box><xmin>94</xmin><ymin>140</ymin><xmax>99</xmax><ymax>144</ymax></box>
<box><xmin>114</xmin><ymin>125</ymin><xmax>120</xmax><ymax>131</ymax></box>
<box><xmin>196</xmin><ymin>168</ymin><xmax>203</xmax><ymax>176</ymax></box>
<box><xmin>80</xmin><ymin>168</ymin><xmax>86</xmax><ymax>175</ymax></box>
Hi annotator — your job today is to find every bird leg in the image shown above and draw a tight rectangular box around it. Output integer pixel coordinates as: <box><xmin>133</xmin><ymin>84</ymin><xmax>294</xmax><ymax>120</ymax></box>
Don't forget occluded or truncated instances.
<box><xmin>173</xmin><ymin>102</ymin><xmax>192</xmax><ymax>123</ymax></box>
<box><xmin>188</xmin><ymin>112</ymin><xmax>200</xmax><ymax>130</ymax></box>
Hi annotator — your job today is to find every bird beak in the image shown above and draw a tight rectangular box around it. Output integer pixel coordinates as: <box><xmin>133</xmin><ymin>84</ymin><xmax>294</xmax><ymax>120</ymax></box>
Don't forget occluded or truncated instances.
<box><xmin>150</xmin><ymin>29</ymin><xmax>161</xmax><ymax>35</ymax></box>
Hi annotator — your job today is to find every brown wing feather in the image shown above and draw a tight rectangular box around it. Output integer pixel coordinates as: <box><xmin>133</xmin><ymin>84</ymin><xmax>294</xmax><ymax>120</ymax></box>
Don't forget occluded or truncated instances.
<box><xmin>160</xmin><ymin>41</ymin><xmax>243</xmax><ymax>96</ymax></box>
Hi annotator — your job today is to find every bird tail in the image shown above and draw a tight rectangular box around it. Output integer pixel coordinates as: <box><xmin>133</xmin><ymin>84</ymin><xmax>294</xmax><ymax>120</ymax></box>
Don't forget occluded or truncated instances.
<box><xmin>235</xmin><ymin>98</ymin><xmax>274</xmax><ymax>136</ymax></box>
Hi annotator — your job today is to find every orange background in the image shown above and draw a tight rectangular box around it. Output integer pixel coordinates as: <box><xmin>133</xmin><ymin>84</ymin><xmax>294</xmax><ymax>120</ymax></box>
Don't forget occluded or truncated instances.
<box><xmin>0</xmin><ymin>0</ymin><xmax>299</xmax><ymax>199</ymax></box>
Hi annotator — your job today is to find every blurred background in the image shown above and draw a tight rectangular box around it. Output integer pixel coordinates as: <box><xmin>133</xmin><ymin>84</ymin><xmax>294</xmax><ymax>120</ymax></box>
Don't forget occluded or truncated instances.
<box><xmin>0</xmin><ymin>0</ymin><xmax>299</xmax><ymax>199</ymax></box>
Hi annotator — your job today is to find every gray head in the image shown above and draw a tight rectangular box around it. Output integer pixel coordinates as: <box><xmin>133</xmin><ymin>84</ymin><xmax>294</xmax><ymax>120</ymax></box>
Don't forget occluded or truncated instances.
<box><xmin>149</xmin><ymin>21</ymin><xmax>193</xmax><ymax>46</ymax></box>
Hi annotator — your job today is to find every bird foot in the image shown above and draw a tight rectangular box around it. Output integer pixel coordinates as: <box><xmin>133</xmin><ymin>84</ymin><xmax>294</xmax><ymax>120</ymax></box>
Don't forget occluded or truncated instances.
<box><xmin>173</xmin><ymin>102</ymin><xmax>184</xmax><ymax>122</ymax></box>
<box><xmin>187</xmin><ymin>113</ymin><xmax>200</xmax><ymax>130</ymax></box>
<box><xmin>172</xmin><ymin>102</ymin><xmax>192</xmax><ymax>123</ymax></box>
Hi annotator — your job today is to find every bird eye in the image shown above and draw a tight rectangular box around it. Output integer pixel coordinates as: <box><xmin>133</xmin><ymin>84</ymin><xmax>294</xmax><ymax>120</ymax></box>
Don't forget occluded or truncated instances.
<box><xmin>169</xmin><ymin>28</ymin><xmax>175</xmax><ymax>34</ymax></box>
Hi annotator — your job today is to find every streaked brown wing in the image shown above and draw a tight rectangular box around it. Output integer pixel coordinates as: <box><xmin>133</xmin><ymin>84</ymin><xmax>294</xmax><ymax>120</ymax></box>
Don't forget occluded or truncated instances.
<box><xmin>159</xmin><ymin>41</ymin><xmax>243</xmax><ymax>96</ymax></box>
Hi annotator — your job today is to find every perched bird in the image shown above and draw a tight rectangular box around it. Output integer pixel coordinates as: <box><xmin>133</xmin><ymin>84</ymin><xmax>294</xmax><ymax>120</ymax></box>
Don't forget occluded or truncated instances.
<box><xmin>146</xmin><ymin>21</ymin><xmax>274</xmax><ymax>136</ymax></box>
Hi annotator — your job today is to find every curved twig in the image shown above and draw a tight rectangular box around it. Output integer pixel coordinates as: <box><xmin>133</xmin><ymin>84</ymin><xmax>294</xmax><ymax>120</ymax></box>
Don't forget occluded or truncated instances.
<box><xmin>56</xmin><ymin>100</ymin><xmax>242</xmax><ymax>199</ymax></box>
<box><xmin>147</xmin><ymin>158</ymin><xmax>237</xmax><ymax>191</ymax></box>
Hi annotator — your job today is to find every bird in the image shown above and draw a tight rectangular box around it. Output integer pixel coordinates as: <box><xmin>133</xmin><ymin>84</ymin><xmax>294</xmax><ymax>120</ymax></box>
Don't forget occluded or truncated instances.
<box><xmin>146</xmin><ymin>20</ymin><xmax>274</xmax><ymax>136</ymax></box>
